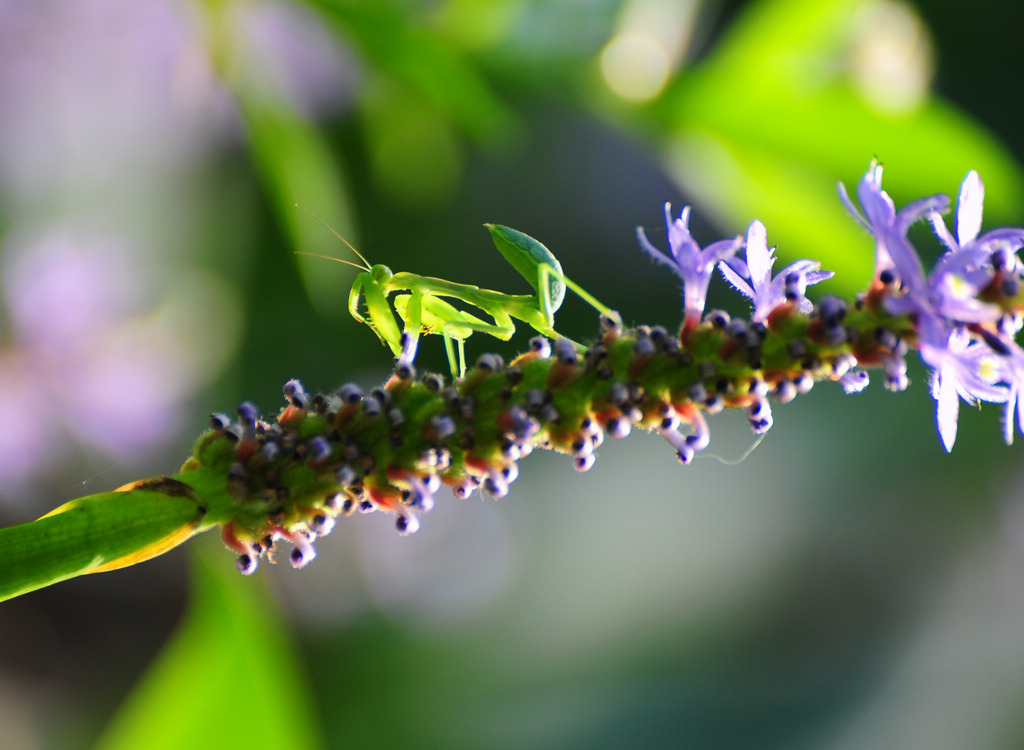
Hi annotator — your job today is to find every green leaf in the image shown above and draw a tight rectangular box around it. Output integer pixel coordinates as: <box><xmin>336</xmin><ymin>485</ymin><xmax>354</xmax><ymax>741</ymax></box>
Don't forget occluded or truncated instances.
<box><xmin>305</xmin><ymin>0</ymin><xmax>515</xmax><ymax>144</ymax></box>
<box><xmin>195</xmin><ymin>0</ymin><xmax>360</xmax><ymax>318</ymax></box>
<box><xmin>0</xmin><ymin>479</ymin><xmax>208</xmax><ymax>602</ymax></box>
<box><xmin>93</xmin><ymin>538</ymin><xmax>324</xmax><ymax>750</ymax></box>
<box><xmin>239</xmin><ymin>90</ymin><xmax>359</xmax><ymax>319</ymax></box>
<box><xmin>644</xmin><ymin>0</ymin><xmax>1024</xmax><ymax>290</ymax></box>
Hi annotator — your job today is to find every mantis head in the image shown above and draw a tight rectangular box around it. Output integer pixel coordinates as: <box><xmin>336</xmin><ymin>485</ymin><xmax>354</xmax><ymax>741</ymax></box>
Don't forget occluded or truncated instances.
<box><xmin>369</xmin><ymin>264</ymin><xmax>394</xmax><ymax>285</ymax></box>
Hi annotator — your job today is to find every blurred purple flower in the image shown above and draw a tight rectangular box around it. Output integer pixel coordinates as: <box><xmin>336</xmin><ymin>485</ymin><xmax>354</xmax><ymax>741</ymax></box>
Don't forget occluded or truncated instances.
<box><xmin>233</xmin><ymin>0</ymin><xmax>360</xmax><ymax>117</ymax></box>
<box><xmin>0</xmin><ymin>0</ymin><xmax>229</xmax><ymax>196</ymax></box>
<box><xmin>0</xmin><ymin>0</ymin><xmax>356</xmax><ymax>198</ymax></box>
<box><xmin>0</xmin><ymin>228</ymin><xmax>237</xmax><ymax>496</ymax></box>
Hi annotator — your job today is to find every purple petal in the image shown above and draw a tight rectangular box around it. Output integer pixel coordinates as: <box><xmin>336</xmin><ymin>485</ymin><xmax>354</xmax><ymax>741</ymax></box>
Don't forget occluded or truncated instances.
<box><xmin>744</xmin><ymin>220</ymin><xmax>773</xmax><ymax>288</ymax></box>
<box><xmin>718</xmin><ymin>260</ymin><xmax>754</xmax><ymax>299</ymax></box>
<box><xmin>932</xmin><ymin>365</ymin><xmax>959</xmax><ymax>452</ymax></box>
<box><xmin>929</xmin><ymin>210</ymin><xmax>958</xmax><ymax>253</ymax></box>
<box><xmin>956</xmin><ymin>170</ymin><xmax>984</xmax><ymax>245</ymax></box>
<box><xmin>636</xmin><ymin>226</ymin><xmax>681</xmax><ymax>279</ymax></box>
<box><xmin>895</xmin><ymin>194</ymin><xmax>950</xmax><ymax>236</ymax></box>
<box><xmin>837</xmin><ymin>180</ymin><xmax>869</xmax><ymax>231</ymax></box>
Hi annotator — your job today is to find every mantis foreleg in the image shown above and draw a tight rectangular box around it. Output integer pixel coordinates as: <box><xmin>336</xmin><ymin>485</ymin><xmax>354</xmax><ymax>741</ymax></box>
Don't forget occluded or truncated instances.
<box><xmin>350</xmin><ymin>270</ymin><xmax>404</xmax><ymax>357</ymax></box>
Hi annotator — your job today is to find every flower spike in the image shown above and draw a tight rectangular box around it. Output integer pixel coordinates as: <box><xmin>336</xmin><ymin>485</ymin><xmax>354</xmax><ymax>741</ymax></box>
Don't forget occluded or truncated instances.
<box><xmin>11</xmin><ymin>159</ymin><xmax>1024</xmax><ymax>600</ymax></box>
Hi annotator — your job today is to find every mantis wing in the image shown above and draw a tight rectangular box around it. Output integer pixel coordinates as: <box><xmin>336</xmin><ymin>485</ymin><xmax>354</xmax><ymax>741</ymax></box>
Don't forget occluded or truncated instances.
<box><xmin>486</xmin><ymin>224</ymin><xmax>566</xmax><ymax>313</ymax></box>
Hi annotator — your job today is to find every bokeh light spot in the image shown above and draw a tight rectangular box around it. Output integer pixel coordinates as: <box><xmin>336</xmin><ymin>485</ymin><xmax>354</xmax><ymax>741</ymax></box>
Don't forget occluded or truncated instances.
<box><xmin>600</xmin><ymin>31</ymin><xmax>670</xmax><ymax>102</ymax></box>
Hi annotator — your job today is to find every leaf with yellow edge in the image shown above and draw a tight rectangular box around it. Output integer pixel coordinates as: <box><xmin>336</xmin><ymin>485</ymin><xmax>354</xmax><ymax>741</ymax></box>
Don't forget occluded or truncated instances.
<box><xmin>0</xmin><ymin>478</ymin><xmax>208</xmax><ymax>602</ymax></box>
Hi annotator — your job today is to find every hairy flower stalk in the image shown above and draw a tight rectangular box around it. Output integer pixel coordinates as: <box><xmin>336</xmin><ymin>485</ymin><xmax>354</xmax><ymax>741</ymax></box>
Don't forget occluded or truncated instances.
<box><xmin>2</xmin><ymin>162</ymin><xmax>1023</xmax><ymax>598</ymax></box>
<box><xmin>174</xmin><ymin>163</ymin><xmax>1024</xmax><ymax>575</ymax></box>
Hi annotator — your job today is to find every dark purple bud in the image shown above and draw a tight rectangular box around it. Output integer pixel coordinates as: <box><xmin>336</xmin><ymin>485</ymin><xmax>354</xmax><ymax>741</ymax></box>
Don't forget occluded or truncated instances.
<box><xmin>476</xmin><ymin>353</ymin><xmax>504</xmax><ymax>373</ymax></box>
<box><xmin>530</xmin><ymin>336</ymin><xmax>552</xmax><ymax>358</ymax></box>
<box><xmin>817</xmin><ymin>295</ymin><xmax>847</xmax><ymax>326</ymax></box>
<box><xmin>705</xmin><ymin>309</ymin><xmax>730</xmax><ymax>328</ymax></box>
<box><xmin>459</xmin><ymin>395</ymin><xmax>476</xmax><ymax>421</ymax></box>
<box><xmin>421</xmin><ymin>373</ymin><xmax>445</xmax><ymax>392</ymax></box>
<box><xmin>361</xmin><ymin>394</ymin><xmax>383</xmax><ymax>418</ymax></box>
<box><xmin>429</xmin><ymin>414</ymin><xmax>457</xmax><ymax>440</ymax></box>
<box><xmin>786</xmin><ymin>339</ymin><xmax>807</xmax><ymax>359</ymax></box>
<box><xmin>258</xmin><ymin>441</ymin><xmax>280</xmax><ymax>463</ymax></box>
<box><xmin>395</xmin><ymin>514</ymin><xmax>420</xmax><ymax>535</ymax></box>
<box><xmin>310</xmin><ymin>513</ymin><xmax>336</xmax><ymax>536</ymax></box>
<box><xmin>633</xmin><ymin>335</ymin><xmax>656</xmax><ymax>358</ymax></box>
<box><xmin>290</xmin><ymin>541</ymin><xmax>316</xmax><ymax>569</ymax></box>
<box><xmin>606</xmin><ymin>382</ymin><xmax>630</xmax><ymax>407</ymax></box>
<box><xmin>338</xmin><ymin>383</ymin><xmax>364</xmax><ymax>405</ymax></box>
<box><xmin>574</xmin><ymin>454</ymin><xmax>596</xmax><ymax>472</ymax></box>
<box><xmin>725</xmin><ymin>319</ymin><xmax>748</xmax><ymax>340</ymax></box>
<box><xmin>236</xmin><ymin>401</ymin><xmax>259</xmax><ymax>424</ymax></box>
<box><xmin>336</xmin><ymin>464</ymin><xmax>358</xmax><ymax>486</ymax></box>
<box><xmin>306</xmin><ymin>436</ymin><xmax>332</xmax><ymax>463</ymax></box>
<box><xmin>686</xmin><ymin>382</ymin><xmax>708</xmax><ymax>403</ymax></box>
<box><xmin>607</xmin><ymin>417</ymin><xmax>631</xmax><ymax>440</ymax></box>
<box><xmin>236</xmin><ymin>554</ymin><xmax>258</xmax><ymax>576</ymax></box>
<box><xmin>874</xmin><ymin>327</ymin><xmax>899</xmax><ymax>351</ymax></box>
<box><xmin>554</xmin><ymin>338</ymin><xmax>578</xmax><ymax>366</ymax></box>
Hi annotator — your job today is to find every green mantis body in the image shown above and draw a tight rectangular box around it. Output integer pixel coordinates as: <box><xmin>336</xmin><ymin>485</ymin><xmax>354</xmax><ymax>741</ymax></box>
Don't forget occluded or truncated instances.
<box><xmin>343</xmin><ymin>223</ymin><xmax>619</xmax><ymax>376</ymax></box>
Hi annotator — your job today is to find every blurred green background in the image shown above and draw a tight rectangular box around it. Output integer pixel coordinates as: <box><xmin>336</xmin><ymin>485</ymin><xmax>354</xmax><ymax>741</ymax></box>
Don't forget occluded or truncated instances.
<box><xmin>2</xmin><ymin>0</ymin><xmax>1024</xmax><ymax>748</ymax></box>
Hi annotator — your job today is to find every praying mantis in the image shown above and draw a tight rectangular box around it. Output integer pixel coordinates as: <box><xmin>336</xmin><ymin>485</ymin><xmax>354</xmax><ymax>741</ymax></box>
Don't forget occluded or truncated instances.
<box><xmin>304</xmin><ymin>212</ymin><xmax>620</xmax><ymax>377</ymax></box>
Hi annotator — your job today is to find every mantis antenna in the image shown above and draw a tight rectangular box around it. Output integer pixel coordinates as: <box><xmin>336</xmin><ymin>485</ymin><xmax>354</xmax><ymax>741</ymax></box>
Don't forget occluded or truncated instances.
<box><xmin>293</xmin><ymin>203</ymin><xmax>371</xmax><ymax>271</ymax></box>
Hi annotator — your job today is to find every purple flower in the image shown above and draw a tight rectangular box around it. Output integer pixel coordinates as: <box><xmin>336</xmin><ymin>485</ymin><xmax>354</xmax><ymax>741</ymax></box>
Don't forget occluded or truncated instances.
<box><xmin>838</xmin><ymin>161</ymin><xmax>949</xmax><ymax>293</ymax></box>
<box><xmin>966</xmin><ymin>328</ymin><xmax>1024</xmax><ymax>446</ymax></box>
<box><xmin>637</xmin><ymin>203</ymin><xmax>742</xmax><ymax>335</ymax></box>
<box><xmin>840</xmin><ymin>167</ymin><xmax>1024</xmax><ymax>450</ymax></box>
<box><xmin>919</xmin><ymin>326</ymin><xmax>1008</xmax><ymax>452</ymax></box>
<box><xmin>928</xmin><ymin>170</ymin><xmax>1024</xmax><ymax>301</ymax></box>
<box><xmin>997</xmin><ymin>343</ymin><xmax>1024</xmax><ymax>446</ymax></box>
<box><xmin>718</xmin><ymin>219</ymin><xmax>834</xmax><ymax>322</ymax></box>
<box><xmin>0</xmin><ymin>228</ymin><xmax>240</xmax><ymax>498</ymax></box>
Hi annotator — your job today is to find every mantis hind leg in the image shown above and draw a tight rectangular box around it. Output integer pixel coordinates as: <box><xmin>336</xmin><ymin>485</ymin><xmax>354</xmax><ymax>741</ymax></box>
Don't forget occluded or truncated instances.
<box><xmin>442</xmin><ymin>334</ymin><xmax>467</xmax><ymax>379</ymax></box>
<box><xmin>535</xmin><ymin>263</ymin><xmax>623</xmax><ymax>331</ymax></box>
<box><xmin>396</xmin><ymin>291</ymin><xmax>467</xmax><ymax>379</ymax></box>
